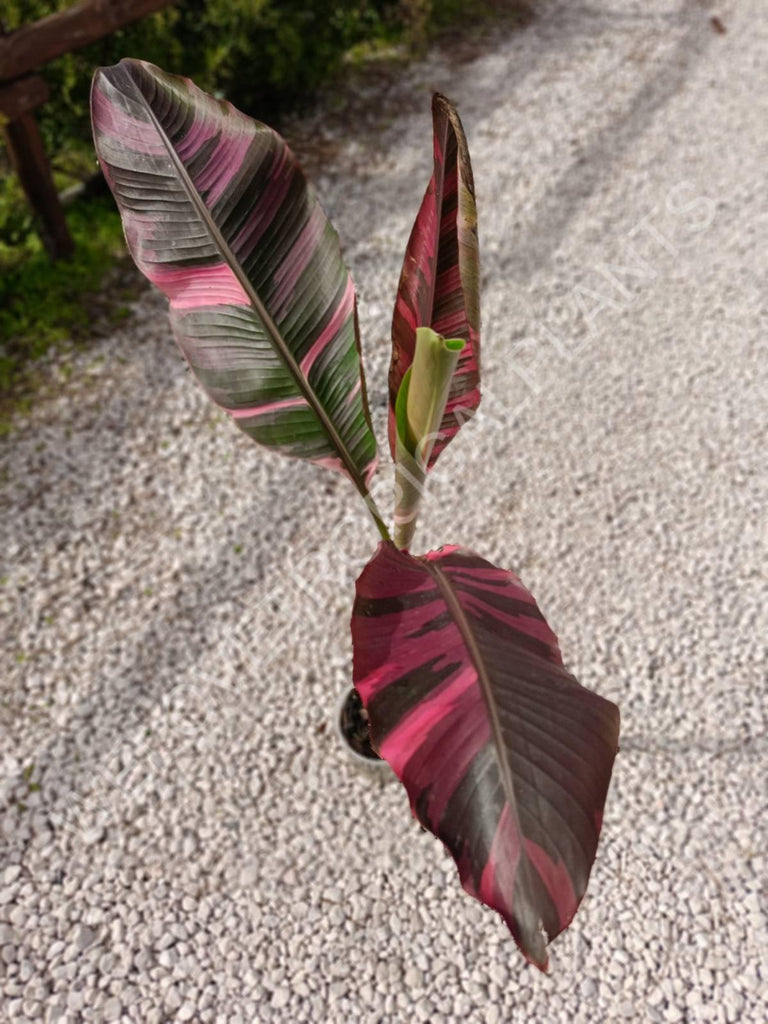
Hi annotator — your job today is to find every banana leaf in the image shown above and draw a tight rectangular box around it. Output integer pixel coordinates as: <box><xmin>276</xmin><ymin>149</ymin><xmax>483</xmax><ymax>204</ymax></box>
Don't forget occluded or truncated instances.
<box><xmin>91</xmin><ymin>59</ymin><xmax>378</xmax><ymax>495</ymax></box>
<box><xmin>389</xmin><ymin>93</ymin><xmax>481</xmax><ymax>470</ymax></box>
<box><xmin>352</xmin><ymin>542</ymin><xmax>620</xmax><ymax>969</ymax></box>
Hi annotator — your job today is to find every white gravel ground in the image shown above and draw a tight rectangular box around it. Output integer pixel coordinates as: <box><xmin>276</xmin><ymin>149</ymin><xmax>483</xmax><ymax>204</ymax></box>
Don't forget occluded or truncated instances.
<box><xmin>1</xmin><ymin>1</ymin><xmax>766</xmax><ymax>1021</ymax></box>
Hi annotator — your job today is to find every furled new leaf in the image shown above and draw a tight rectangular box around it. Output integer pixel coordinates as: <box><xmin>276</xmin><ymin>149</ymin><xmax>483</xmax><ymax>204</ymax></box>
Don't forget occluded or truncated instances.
<box><xmin>393</xmin><ymin>327</ymin><xmax>464</xmax><ymax>551</ymax></box>
<box><xmin>352</xmin><ymin>543</ymin><xmax>620</xmax><ymax>969</ymax></box>
<box><xmin>91</xmin><ymin>59</ymin><xmax>378</xmax><ymax>496</ymax></box>
<box><xmin>389</xmin><ymin>93</ymin><xmax>481</xmax><ymax>468</ymax></box>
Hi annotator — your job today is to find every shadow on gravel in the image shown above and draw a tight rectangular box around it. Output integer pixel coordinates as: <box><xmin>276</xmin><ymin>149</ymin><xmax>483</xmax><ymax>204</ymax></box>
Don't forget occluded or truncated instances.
<box><xmin>1</xmin><ymin>0</ymin><xmax>720</xmax><ymax>846</ymax></box>
<box><xmin>501</xmin><ymin>6</ymin><xmax>718</xmax><ymax>281</ymax></box>
<box><xmin>286</xmin><ymin>0</ymin><xmax>538</xmax><ymax>175</ymax></box>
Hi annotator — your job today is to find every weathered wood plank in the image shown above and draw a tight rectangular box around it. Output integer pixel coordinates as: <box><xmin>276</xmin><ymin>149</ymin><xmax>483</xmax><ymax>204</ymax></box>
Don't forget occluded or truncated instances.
<box><xmin>0</xmin><ymin>75</ymin><xmax>49</xmax><ymax>121</ymax></box>
<box><xmin>0</xmin><ymin>0</ymin><xmax>176</xmax><ymax>83</ymax></box>
<box><xmin>4</xmin><ymin>113</ymin><xmax>74</xmax><ymax>260</ymax></box>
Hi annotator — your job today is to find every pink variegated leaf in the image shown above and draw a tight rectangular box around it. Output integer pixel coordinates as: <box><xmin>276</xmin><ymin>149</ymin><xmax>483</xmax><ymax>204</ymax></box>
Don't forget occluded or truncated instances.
<box><xmin>352</xmin><ymin>543</ymin><xmax>619</xmax><ymax>969</ymax></box>
<box><xmin>91</xmin><ymin>59</ymin><xmax>377</xmax><ymax>490</ymax></box>
<box><xmin>389</xmin><ymin>94</ymin><xmax>481</xmax><ymax>468</ymax></box>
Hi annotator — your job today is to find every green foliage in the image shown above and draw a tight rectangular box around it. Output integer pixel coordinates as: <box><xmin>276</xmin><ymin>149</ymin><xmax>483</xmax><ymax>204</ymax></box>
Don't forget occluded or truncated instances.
<box><xmin>2</xmin><ymin>1</ymin><xmax>183</xmax><ymax>153</ymax></box>
<box><xmin>1</xmin><ymin>1</ymin><xmax>405</xmax><ymax>153</ymax></box>
<box><xmin>0</xmin><ymin>140</ymin><xmax>98</xmax><ymax>261</ymax></box>
<box><xmin>0</xmin><ymin>195</ymin><xmax>127</xmax><ymax>401</ymax></box>
<box><xmin>1</xmin><ymin>0</ymin><xmax>528</xmax><ymax>195</ymax></box>
<box><xmin>0</xmin><ymin>174</ymin><xmax>35</xmax><ymax>253</ymax></box>
<box><xmin>0</xmin><ymin>0</ymin><xmax>410</xmax><ymax>272</ymax></box>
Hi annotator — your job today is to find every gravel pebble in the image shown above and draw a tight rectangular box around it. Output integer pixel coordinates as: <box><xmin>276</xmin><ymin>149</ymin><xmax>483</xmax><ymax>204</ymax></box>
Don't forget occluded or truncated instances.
<box><xmin>102</xmin><ymin>995</ymin><xmax>122</xmax><ymax>1020</ymax></box>
<box><xmin>271</xmin><ymin>987</ymin><xmax>291</xmax><ymax>1009</ymax></box>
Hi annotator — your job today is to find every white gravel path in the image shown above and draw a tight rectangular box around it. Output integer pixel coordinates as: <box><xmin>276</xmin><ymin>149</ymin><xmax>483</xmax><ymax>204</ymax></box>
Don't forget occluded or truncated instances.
<box><xmin>1</xmin><ymin>1</ymin><xmax>766</xmax><ymax>1021</ymax></box>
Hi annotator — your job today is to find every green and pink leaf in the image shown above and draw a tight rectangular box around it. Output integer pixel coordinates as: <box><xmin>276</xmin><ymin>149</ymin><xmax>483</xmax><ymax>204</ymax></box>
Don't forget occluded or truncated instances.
<box><xmin>91</xmin><ymin>59</ymin><xmax>377</xmax><ymax>490</ymax></box>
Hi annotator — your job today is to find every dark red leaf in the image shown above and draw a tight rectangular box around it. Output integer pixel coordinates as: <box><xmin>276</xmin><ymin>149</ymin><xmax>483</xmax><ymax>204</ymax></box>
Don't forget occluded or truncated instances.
<box><xmin>352</xmin><ymin>542</ymin><xmax>620</xmax><ymax>969</ymax></box>
<box><xmin>389</xmin><ymin>94</ymin><xmax>481</xmax><ymax>469</ymax></box>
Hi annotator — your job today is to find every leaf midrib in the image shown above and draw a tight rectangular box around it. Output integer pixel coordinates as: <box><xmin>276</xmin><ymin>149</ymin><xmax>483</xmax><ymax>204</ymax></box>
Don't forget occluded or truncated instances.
<box><xmin>422</xmin><ymin>558</ymin><xmax>521</xmax><ymax>829</ymax></box>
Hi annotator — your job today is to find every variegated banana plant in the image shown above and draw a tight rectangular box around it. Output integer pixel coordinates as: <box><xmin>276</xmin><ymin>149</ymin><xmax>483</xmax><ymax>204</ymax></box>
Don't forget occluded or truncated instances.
<box><xmin>91</xmin><ymin>60</ymin><xmax>619</xmax><ymax>972</ymax></box>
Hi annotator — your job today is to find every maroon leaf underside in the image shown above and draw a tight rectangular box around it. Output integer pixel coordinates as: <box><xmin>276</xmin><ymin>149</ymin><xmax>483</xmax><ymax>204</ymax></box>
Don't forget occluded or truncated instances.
<box><xmin>351</xmin><ymin>543</ymin><xmax>620</xmax><ymax>969</ymax></box>
<box><xmin>388</xmin><ymin>94</ymin><xmax>481</xmax><ymax>469</ymax></box>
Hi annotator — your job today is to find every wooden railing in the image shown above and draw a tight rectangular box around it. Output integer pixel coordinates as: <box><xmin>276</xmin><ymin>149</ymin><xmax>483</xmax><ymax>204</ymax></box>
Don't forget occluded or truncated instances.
<box><xmin>0</xmin><ymin>0</ymin><xmax>176</xmax><ymax>259</ymax></box>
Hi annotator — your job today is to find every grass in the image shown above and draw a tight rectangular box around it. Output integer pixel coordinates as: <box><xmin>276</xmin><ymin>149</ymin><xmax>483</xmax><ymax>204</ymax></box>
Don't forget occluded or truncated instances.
<box><xmin>0</xmin><ymin>193</ymin><xmax>137</xmax><ymax>429</ymax></box>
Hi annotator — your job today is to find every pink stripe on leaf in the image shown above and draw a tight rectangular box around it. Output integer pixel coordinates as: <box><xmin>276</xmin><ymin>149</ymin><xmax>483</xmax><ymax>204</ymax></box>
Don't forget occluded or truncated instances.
<box><xmin>149</xmin><ymin>263</ymin><xmax>250</xmax><ymax>310</ymax></box>
<box><xmin>300</xmin><ymin>276</ymin><xmax>355</xmax><ymax>376</ymax></box>
<box><xmin>229</xmin><ymin>395</ymin><xmax>307</xmax><ymax>418</ymax></box>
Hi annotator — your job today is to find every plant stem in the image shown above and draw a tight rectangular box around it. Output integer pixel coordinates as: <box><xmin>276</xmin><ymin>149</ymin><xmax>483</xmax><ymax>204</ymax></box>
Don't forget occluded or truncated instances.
<box><xmin>362</xmin><ymin>489</ymin><xmax>392</xmax><ymax>543</ymax></box>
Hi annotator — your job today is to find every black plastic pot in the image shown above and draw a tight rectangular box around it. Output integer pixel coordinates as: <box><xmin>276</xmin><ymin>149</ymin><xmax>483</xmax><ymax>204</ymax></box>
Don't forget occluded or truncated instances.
<box><xmin>334</xmin><ymin>687</ymin><xmax>389</xmax><ymax>772</ymax></box>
